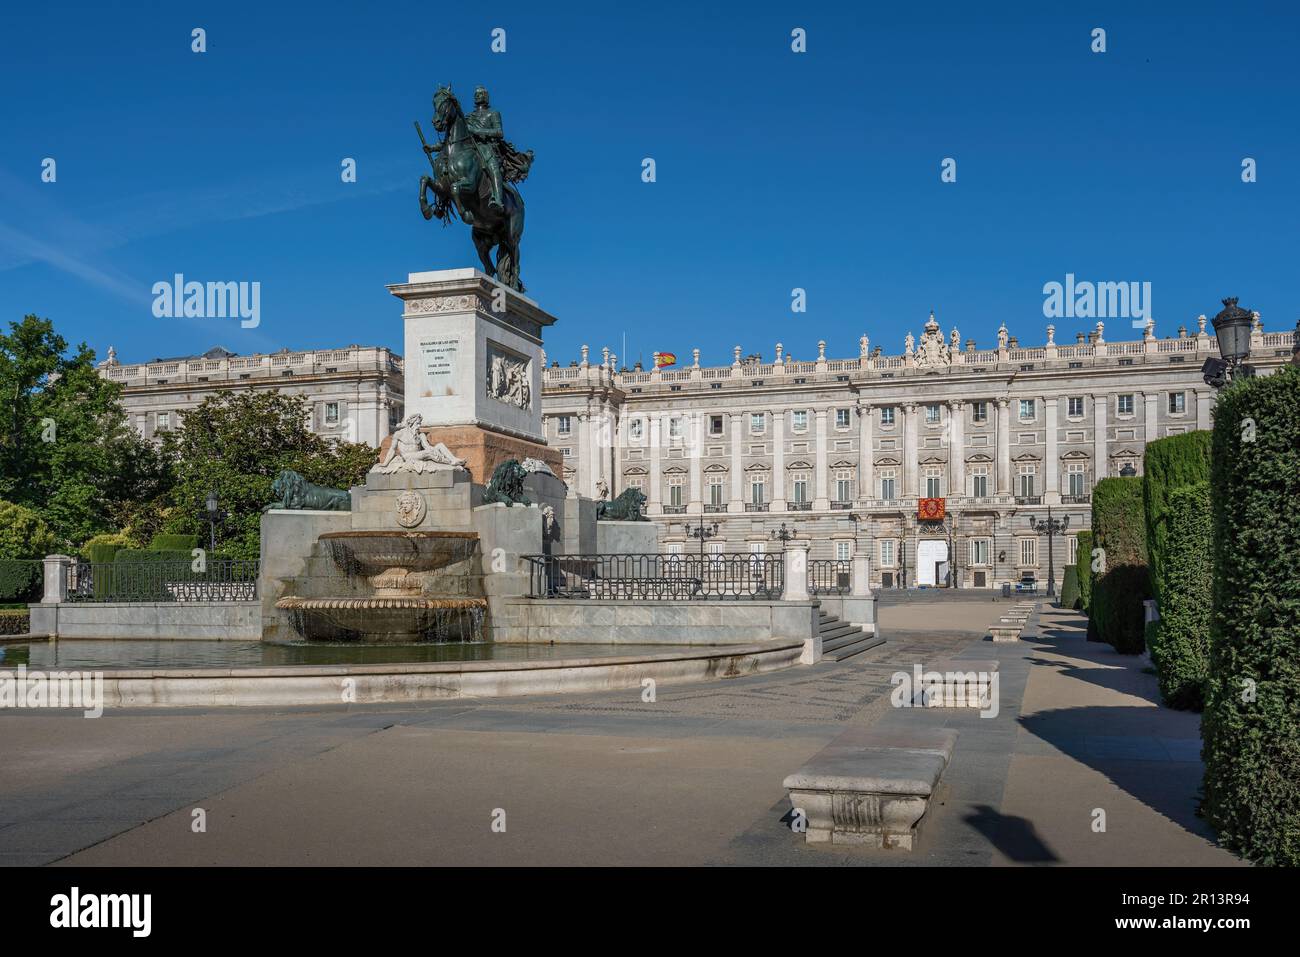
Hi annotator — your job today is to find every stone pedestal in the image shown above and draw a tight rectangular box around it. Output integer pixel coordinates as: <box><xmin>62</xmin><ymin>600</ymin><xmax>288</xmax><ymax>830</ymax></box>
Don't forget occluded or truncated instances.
<box><xmin>389</xmin><ymin>268</ymin><xmax>555</xmax><ymax>442</ymax></box>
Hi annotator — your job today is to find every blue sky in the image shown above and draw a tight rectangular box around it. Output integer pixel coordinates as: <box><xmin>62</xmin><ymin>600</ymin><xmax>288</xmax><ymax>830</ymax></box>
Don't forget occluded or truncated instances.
<box><xmin>1</xmin><ymin>1</ymin><xmax>1296</xmax><ymax>369</ymax></box>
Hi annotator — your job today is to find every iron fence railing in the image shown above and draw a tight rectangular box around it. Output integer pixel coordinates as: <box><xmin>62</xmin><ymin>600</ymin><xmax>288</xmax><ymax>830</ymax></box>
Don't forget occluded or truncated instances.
<box><xmin>524</xmin><ymin>553</ymin><xmax>783</xmax><ymax>600</ymax></box>
<box><xmin>65</xmin><ymin>561</ymin><xmax>260</xmax><ymax>603</ymax></box>
<box><xmin>808</xmin><ymin>560</ymin><xmax>851</xmax><ymax>595</ymax></box>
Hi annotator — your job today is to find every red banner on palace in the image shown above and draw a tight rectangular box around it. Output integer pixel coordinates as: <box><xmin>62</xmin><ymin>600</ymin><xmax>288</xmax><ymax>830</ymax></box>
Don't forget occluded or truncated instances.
<box><xmin>918</xmin><ymin>497</ymin><xmax>946</xmax><ymax>521</ymax></box>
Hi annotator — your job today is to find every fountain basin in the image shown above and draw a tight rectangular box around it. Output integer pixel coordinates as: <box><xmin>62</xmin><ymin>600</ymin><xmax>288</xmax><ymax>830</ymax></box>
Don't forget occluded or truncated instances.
<box><xmin>320</xmin><ymin>530</ymin><xmax>479</xmax><ymax>576</ymax></box>
<box><xmin>276</xmin><ymin>595</ymin><xmax>487</xmax><ymax>643</ymax></box>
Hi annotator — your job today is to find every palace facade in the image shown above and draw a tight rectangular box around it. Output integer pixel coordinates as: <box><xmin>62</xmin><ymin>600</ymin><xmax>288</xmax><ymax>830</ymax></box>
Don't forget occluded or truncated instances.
<box><xmin>100</xmin><ymin>311</ymin><xmax>1296</xmax><ymax>591</ymax></box>
<box><xmin>539</xmin><ymin>312</ymin><xmax>1296</xmax><ymax>590</ymax></box>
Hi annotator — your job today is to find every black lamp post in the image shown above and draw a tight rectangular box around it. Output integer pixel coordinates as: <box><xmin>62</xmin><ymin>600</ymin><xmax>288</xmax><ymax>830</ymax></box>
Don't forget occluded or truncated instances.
<box><xmin>1202</xmin><ymin>296</ymin><xmax>1255</xmax><ymax>388</ymax></box>
<box><xmin>687</xmin><ymin>518</ymin><xmax>719</xmax><ymax>558</ymax></box>
<box><xmin>1028</xmin><ymin>507</ymin><xmax>1069</xmax><ymax>598</ymax></box>
<box><xmin>769</xmin><ymin>522</ymin><xmax>796</xmax><ymax>547</ymax></box>
<box><xmin>202</xmin><ymin>489</ymin><xmax>226</xmax><ymax>554</ymax></box>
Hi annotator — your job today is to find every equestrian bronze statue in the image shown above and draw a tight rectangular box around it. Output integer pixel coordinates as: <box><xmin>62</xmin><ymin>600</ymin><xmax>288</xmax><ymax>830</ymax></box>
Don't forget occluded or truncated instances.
<box><xmin>417</xmin><ymin>85</ymin><xmax>533</xmax><ymax>292</ymax></box>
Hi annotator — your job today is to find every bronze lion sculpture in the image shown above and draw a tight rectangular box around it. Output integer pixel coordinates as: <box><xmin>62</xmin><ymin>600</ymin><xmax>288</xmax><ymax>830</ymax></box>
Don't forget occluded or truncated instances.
<box><xmin>596</xmin><ymin>487</ymin><xmax>647</xmax><ymax>521</ymax></box>
<box><xmin>264</xmin><ymin>469</ymin><xmax>351</xmax><ymax>511</ymax></box>
<box><xmin>482</xmin><ymin>459</ymin><xmax>530</xmax><ymax>506</ymax></box>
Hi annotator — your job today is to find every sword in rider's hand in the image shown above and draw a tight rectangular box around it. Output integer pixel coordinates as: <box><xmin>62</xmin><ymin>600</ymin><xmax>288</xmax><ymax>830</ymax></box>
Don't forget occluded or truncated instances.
<box><xmin>414</xmin><ymin>121</ymin><xmax>439</xmax><ymax>172</ymax></box>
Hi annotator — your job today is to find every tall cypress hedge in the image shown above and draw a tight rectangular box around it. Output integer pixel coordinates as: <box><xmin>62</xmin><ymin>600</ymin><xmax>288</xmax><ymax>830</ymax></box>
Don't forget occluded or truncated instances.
<box><xmin>1202</xmin><ymin>365</ymin><xmax>1300</xmax><ymax>865</ymax></box>
<box><xmin>1143</xmin><ymin>430</ymin><xmax>1212</xmax><ymax>605</ymax></box>
<box><xmin>1090</xmin><ymin>476</ymin><xmax>1151</xmax><ymax>654</ymax></box>
<box><xmin>1075</xmin><ymin>529</ymin><xmax>1095</xmax><ymax>612</ymax></box>
<box><xmin>1058</xmin><ymin>565</ymin><xmax>1081</xmax><ymax>609</ymax></box>
<box><xmin>1146</xmin><ymin>482</ymin><xmax>1212</xmax><ymax>710</ymax></box>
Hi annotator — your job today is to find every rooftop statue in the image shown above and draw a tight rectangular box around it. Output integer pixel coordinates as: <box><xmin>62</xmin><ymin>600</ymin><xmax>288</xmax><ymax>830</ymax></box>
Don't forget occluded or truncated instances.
<box><xmin>417</xmin><ymin>85</ymin><xmax>533</xmax><ymax>292</ymax></box>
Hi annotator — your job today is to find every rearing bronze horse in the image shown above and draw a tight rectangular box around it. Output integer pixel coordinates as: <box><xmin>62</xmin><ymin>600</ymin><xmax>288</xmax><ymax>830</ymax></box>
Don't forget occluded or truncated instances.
<box><xmin>418</xmin><ymin>86</ymin><xmax>528</xmax><ymax>292</ymax></box>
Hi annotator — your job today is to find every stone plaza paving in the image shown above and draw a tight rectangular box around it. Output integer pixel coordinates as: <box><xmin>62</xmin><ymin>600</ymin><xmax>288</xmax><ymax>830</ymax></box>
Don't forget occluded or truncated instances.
<box><xmin>0</xmin><ymin>600</ymin><xmax>1243</xmax><ymax>866</ymax></box>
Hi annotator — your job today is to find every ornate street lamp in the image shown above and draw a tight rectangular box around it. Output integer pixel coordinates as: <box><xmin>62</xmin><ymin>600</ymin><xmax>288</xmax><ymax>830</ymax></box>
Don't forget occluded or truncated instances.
<box><xmin>769</xmin><ymin>522</ymin><xmax>796</xmax><ymax>547</ymax></box>
<box><xmin>1202</xmin><ymin>296</ymin><xmax>1255</xmax><ymax>388</ymax></box>
<box><xmin>202</xmin><ymin>488</ymin><xmax>226</xmax><ymax>554</ymax></box>
<box><xmin>1119</xmin><ymin>462</ymin><xmax>1137</xmax><ymax>478</ymax></box>
<box><xmin>687</xmin><ymin>518</ymin><xmax>719</xmax><ymax>558</ymax></box>
<box><xmin>1027</xmin><ymin>507</ymin><xmax>1069</xmax><ymax>598</ymax></box>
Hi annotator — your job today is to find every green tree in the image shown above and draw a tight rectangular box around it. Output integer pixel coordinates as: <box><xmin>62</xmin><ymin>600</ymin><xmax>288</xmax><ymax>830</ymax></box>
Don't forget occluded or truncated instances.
<box><xmin>155</xmin><ymin>391</ymin><xmax>375</xmax><ymax>559</ymax></box>
<box><xmin>0</xmin><ymin>316</ymin><xmax>168</xmax><ymax>548</ymax></box>
<box><xmin>0</xmin><ymin>500</ymin><xmax>57</xmax><ymax>558</ymax></box>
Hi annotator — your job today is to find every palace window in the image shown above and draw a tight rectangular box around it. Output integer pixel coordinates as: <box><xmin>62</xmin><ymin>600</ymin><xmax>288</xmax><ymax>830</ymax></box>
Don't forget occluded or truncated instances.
<box><xmin>750</xmin><ymin>476</ymin><xmax>766</xmax><ymax>505</ymax></box>
<box><xmin>1020</xmin><ymin>537</ymin><xmax>1038</xmax><ymax>567</ymax></box>
<box><xmin>668</xmin><ymin>476</ymin><xmax>684</xmax><ymax>507</ymax></box>
<box><xmin>791</xmin><ymin>473</ymin><xmax>809</xmax><ymax>504</ymax></box>
<box><xmin>627</xmin><ymin>478</ymin><xmax>644</xmax><ymax>495</ymax></box>
<box><xmin>925</xmin><ymin>404</ymin><xmax>941</xmax><ymax>424</ymax></box>
<box><xmin>836</xmin><ymin>408</ymin><xmax>851</xmax><ymax>429</ymax></box>
<box><xmin>836</xmin><ymin>541</ymin><xmax>852</xmax><ymax>562</ymax></box>
<box><xmin>748</xmin><ymin>541</ymin><xmax>766</xmax><ymax>571</ymax></box>
<box><xmin>879</xmin><ymin>470</ymin><xmax>896</xmax><ymax>501</ymax></box>
<box><xmin>1067</xmin><ymin>463</ymin><xmax>1087</xmax><ymax>497</ymax></box>
<box><xmin>969</xmin><ymin>538</ymin><xmax>991</xmax><ymax>566</ymax></box>
<box><xmin>792</xmin><ymin>410</ymin><xmax>808</xmax><ymax>432</ymax></box>
<box><xmin>834</xmin><ymin>468</ymin><xmax>854</xmax><ymax>502</ymax></box>
<box><xmin>708</xmin><ymin>476</ymin><xmax>724</xmax><ymax>507</ymax></box>
<box><xmin>1019</xmin><ymin>399</ymin><xmax>1036</xmax><ymax>421</ymax></box>
<box><xmin>1117</xmin><ymin>394</ymin><xmax>1134</xmax><ymax>415</ymax></box>
<box><xmin>710</xmin><ymin>414</ymin><xmax>724</xmax><ymax>435</ymax></box>
<box><xmin>1068</xmin><ymin>397</ymin><xmax>1084</xmax><ymax>418</ymax></box>
<box><xmin>669</xmin><ymin>417</ymin><xmax>683</xmax><ymax>439</ymax></box>
<box><xmin>1168</xmin><ymin>392</ymin><xmax>1186</xmax><ymax>414</ymax></box>
<box><xmin>924</xmin><ymin>466</ymin><xmax>942</xmax><ymax>498</ymax></box>
<box><xmin>629</xmin><ymin>418</ymin><xmax>644</xmax><ymax>440</ymax></box>
<box><xmin>1018</xmin><ymin>464</ymin><xmax>1036</xmax><ymax>498</ymax></box>
<box><xmin>971</xmin><ymin>401</ymin><xmax>988</xmax><ymax>423</ymax></box>
<box><xmin>157</xmin><ymin>412</ymin><xmax>171</xmax><ymax>431</ymax></box>
<box><xmin>970</xmin><ymin>467</ymin><xmax>988</xmax><ymax>498</ymax></box>
<box><xmin>880</xmin><ymin>539</ymin><xmax>896</xmax><ymax>568</ymax></box>
<box><xmin>880</xmin><ymin>407</ymin><xmax>896</xmax><ymax>427</ymax></box>
<box><xmin>556</xmin><ymin>415</ymin><xmax>572</xmax><ymax>435</ymax></box>
<box><xmin>1066</xmin><ymin>536</ymin><xmax>1078</xmax><ymax>565</ymax></box>
<box><xmin>750</xmin><ymin>413</ymin><xmax>765</xmax><ymax>434</ymax></box>
<box><xmin>324</xmin><ymin>402</ymin><xmax>340</xmax><ymax>425</ymax></box>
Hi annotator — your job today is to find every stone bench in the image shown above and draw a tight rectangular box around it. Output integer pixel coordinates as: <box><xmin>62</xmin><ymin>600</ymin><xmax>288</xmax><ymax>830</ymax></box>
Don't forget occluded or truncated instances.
<box><xmin>910</xmin><ymin>657</ymin><xmax>999</xmax><ymax>708</ymax></box>
<box><xmin>989</xmin><ymin>622</ymin><xmax>1021</xmax><ymax>642</ymax></box>
<box><xmin>784</xmin><ymin>727</ymin><xmax>958</xmax><ymax>850</ymax></box>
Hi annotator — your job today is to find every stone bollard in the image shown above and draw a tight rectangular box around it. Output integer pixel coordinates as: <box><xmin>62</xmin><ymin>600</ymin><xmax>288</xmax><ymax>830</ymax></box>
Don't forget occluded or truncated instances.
<box><xmin>783</xmin><ymin>545</ymin><xmax>809</xmax><ymax>601</ymax></box>
<box><xmin>42</xmin><ymin>554</ymin><xmax>72</xmax><ymax>604</ymax></box>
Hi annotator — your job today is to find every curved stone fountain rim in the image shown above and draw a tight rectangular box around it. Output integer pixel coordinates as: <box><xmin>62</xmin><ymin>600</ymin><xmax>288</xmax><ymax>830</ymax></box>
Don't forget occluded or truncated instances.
<box><xmin>0</xmin><ymin>641</ymin><xmax>805</xmax><ymax>707</ymax></box>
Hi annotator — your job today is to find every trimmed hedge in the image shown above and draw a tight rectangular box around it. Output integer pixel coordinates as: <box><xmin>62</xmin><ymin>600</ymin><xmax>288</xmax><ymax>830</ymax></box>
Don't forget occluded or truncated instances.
<box><xmin>1146</xmin><ymin>482</ymin><xmax>1212</xmax><ymax>711</ymax></box>
<box><xmin>1058</xmin><ymin>565</ymin><xmax>1081</xmax><ymax>609</ymax></box>
<box><xmin>1143</xmin><ymin>431</ymin><xmax>1212</xmax><ymax>606</ymax></box>
<box><xmin>1075</xmin><ymin>530</ymin><xmax>1095</xmax><ymax>613</ymax></box>
<box><xmin>149</xmin><ymin>533</ymin><xmax>200</xmax><ymax>551</ymax></box>
<box><xmin>79</xmin><ymin>532</ymin><xmax>134</xmax><ymax>561</ymax></box>
<box><xmin>1201</xmin><ymin>365</ymin><xmax>1300</xmax><ymax>866</ymax></box>
<box><xmin>1090</xmin><ymin>476</ymin><xmax>1151</xmax><ymax>654</ymax></box>
<box><xmin>0</xmin><ymin>559</ymin><xmax>41</xmax><ymax>603</ymax></box>
<box><xmin>0</xmin><ymin>608</ymin><xmax>30</xmax><ymax>636</ymax></box>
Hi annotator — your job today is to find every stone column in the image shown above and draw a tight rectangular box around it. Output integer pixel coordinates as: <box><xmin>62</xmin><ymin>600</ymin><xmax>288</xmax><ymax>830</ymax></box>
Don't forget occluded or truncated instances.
<box><xmin>1045</xmin><ymin>396</ymin><xmax>1060</xmax><ymax>504</ymax></box>
<box><xmin>1093</xmin><ymin>394</ymin><xmax>1109</xmax><ymax>482</ymax></box>
<box><xmin>858</xmin><ymin>402</ymin><xmax>873</xmax><ymax>502</ymax></box>
<box><xmin>903</xmin><ymin>402</ymin><xmax>919</xmax><ymax>497</ymax></box>
<box><xmin>948</xmin><ymin>399</ymin><xmax>964</xmax><ymax>498</ymax></box>
<box><xmin>648</xmin><ymin>415</ymin><xmax>662</xmax><ymax>514</ymax></box>
<box><xmin>591</xmin><ymin>400</ymin><xmax>608</xmax><ymax>498</ymax></box>
<box><xmin>42</xmin><ymin>554</ymin><xmax>71</xmax><ymax>603</ymax></box>
<box><xmin>688</xmin><ymin>411</ymin><xmax>702</xmax><ymax>512</ymax></box>
<box><xmin>996</xmin><ymin>399</ymin><xmax>1011</xmax><ymax>494</ymax></box>
<box><xmin>771</xmin><ymin>407</ymin><xmax>786</xmax><ymax>511</ymax></box>
<box><xmin>783</xmin><ymin>544</ymin><xmax>809</xmax><ymax>601</ymax></box>
<box><xmin>814</xmin><ymin>408</ymin><xmax>830</xmax><ymax>510</ymax></box>
<box><xmin>1144</xmin><ymin>391</ymin><xmax>1159</xmax><ymax>445</ymax></box>
<box><xmin>729</xmin><ymin>412</ymin><xmax>744</xmax><ymax>512</ymax></box>
<box><xmin>851</xmin><ymin>552</ymin><xmax>870</xmax><ymax>597</ymax></box>
<box><xmin>577</xmin><ymin>410</ymin><xmax>592</xmax><ymax>498</ymax></box>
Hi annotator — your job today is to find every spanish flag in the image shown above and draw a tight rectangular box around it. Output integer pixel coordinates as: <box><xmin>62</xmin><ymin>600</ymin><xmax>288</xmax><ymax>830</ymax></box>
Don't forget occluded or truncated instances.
<box><xmin>652</xmin><ymin>352</ymin><xmax>677</xmax><ymax>369</ymax></box>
